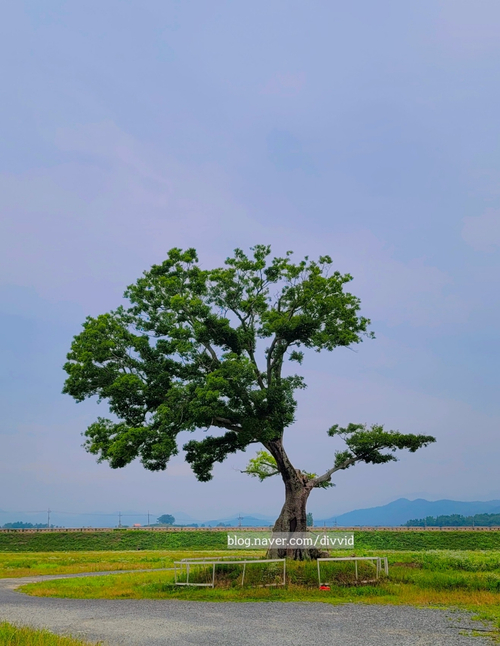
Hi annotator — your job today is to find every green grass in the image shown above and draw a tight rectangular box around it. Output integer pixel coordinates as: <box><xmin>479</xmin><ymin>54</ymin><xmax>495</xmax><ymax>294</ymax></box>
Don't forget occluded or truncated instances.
<box><xmin>19</xmin><ymin>550</ymin><xmax>500</xmax><ymax>642</ymax></box>
<box><xmin>0</xmin><ymin>549</ymin><xmax>262</xmax><ymax>578</ymax></box>
<box><xmin>5</xmin><ymin>547</ymin><xmax>500</xmax><ymax>578</ymax></box>
<box><xmin>0</xmin><ymin>622</ymin><xmax>101</xmax><ymax>646</ymax></box>
<box><xmin>2</xmin><ymin>529</ymin><xmax>500</xmax><ymax>552</ymax></box>
<box><xmin>0</xmin><ymin>530</ymin><xmax>226</xmax><ymax>552</ymax></box>
<box><xmin>354</xmin><ymin>530</ymin><xmax>500</xmax><ymax>551</ymax></box>
<box><xmin>3</xmin><ymin>546</ymin><xmax>500</xmax><ymax>578</ymax></box>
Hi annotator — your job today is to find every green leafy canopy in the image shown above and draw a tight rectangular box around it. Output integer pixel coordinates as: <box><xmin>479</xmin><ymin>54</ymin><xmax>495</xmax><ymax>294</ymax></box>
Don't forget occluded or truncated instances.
<box><xmin>63</xmin><ymin>245</ymin><xmax>434</xmax><ymax>487</ymax></box>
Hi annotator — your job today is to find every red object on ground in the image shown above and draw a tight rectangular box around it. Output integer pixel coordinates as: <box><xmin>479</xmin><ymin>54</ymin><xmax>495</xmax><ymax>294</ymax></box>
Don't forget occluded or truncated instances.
<box><xmin>319</xmin><ymin>585</ymin><xmax>330</xmax><ymax>591</ymax></box>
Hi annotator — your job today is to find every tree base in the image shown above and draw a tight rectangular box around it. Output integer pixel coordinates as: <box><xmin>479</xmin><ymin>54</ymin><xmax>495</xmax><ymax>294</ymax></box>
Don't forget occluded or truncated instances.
<box><xmin>266</xmin><ymin>547</ymin><xmax>330</xmax><ymax>560</ymax></box>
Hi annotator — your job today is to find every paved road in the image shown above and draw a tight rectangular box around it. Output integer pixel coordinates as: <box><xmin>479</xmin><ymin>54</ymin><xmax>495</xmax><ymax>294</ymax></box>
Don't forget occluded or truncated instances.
<box><xmin>0</xmin><ymin>574</ymin><xmax>494</xmax><ymax>645</ymax></box>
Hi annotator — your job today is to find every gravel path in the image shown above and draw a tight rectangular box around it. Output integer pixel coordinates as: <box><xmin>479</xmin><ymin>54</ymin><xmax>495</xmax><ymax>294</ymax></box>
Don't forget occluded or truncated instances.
<box><xmin>0</xmin><ymin>573</ymin><xmax>494</xmax><ymax>645</ymax></box>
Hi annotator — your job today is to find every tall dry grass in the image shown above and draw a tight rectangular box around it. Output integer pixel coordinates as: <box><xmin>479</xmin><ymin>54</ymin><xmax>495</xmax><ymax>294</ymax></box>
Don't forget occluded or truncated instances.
<box><xmin>0</xmin><ymin>622</ymin><xmax>101</xmax><ymax>646</ymax></box>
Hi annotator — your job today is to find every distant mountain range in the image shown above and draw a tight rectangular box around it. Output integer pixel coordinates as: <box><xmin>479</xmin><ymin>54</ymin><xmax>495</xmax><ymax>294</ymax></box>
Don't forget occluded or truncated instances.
<box><xmin>316</xmin><ymin>498</ymin><xmax>500</xmax><ymax>527</ymax></box>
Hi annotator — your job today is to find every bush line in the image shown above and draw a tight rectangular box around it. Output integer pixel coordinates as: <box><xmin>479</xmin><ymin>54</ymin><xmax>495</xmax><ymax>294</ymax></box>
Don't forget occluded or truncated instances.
<box><xmin>1</xmin><ymin>530</ymin><xmax>500</xmax><ymax>552</ymax></box>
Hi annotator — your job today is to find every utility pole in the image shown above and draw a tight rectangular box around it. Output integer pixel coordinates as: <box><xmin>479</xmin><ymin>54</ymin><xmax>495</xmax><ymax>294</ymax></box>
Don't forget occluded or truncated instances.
<box><xmin>47</xmin><ymin>508</ymin><xmax>51</xmax><ymax>529</ymax></box>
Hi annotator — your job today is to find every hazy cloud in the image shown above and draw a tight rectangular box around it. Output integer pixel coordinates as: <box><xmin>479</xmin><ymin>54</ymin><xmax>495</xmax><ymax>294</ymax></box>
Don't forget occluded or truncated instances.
<box><xmin>262</xmin><ymin>72</ymin><xmax>306</xmax><ymax>97</ymax></box>
<box><xmin>434</xmin><ymin>0</ymin><xmax>500</xmax><ymax>57</ymax></box>
<box><xmin>462</xmin><ymin>208</ymin><xmax>500</xmax><ymax>252</ymax></box>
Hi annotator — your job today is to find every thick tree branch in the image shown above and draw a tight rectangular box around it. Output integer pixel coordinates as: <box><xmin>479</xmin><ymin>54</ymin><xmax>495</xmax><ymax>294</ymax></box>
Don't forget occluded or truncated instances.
<box><xmin>248</xmin><ymin>348</ymin><xmax>266</xmax><ymax>389</ymax></box>
<box><xmin>212</xmin><ymin>416</ymin><xmax>244</xmax><ymax>433</ymax></box>
<box><xmin>202</xmin><ymin>341</ymin><xmax>219</xmax><ymax>364</ymax></box>
<box><xmin>266</xmin><ymin>335</ymin><xmax>280</xmax><ymax>383</ymax></box>
<box><xmin>266</xmin><ymin>303</ymin><xmax>299</xmax><ymax>382</ymax></box>
<box><xmin>311</xmin><ymin>456</ymin><xmax>358</xmax><ymax>487</ymax></box>
<box><xmin>264</xmin><ymin>437</ymin><xmax>302</xmax><ymax>487</ymax></box>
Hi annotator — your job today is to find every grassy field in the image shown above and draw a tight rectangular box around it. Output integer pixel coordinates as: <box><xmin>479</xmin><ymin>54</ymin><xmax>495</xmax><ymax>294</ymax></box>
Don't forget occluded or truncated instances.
<box><xmin>2</xmin><ymin>529</ymin><xmax>500</xmax><ymax>552</ymax></box>
<box><xmin>0</xmin><ymin>549</ymin><xmax>262</xmax><ymax>578</ymax></box>
<box><xmin>0</xmin><ymin>622</ymin><xmax>100</xmax><ymax>646</ymax></box>
<box><xmin>19</xmin><ymin>550</ymin><xmax>500</xmax><ymax>641</ymax></box>
<box><xmin>4</xmin><ymin>545</ymin><xmax>500</xmax><ymax>578</ymax></box>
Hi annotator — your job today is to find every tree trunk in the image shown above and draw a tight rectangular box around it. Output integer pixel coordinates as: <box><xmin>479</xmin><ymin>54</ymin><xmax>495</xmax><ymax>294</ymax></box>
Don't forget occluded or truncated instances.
<box><xmin>268</xmin><ymin>478</ymin><xmax>312</xmax><ymax>559</ymax></box>
<box><xmin>265</xmin><ymin>438</ymin><xmax>316</xmax><ymax>560</ymax></box>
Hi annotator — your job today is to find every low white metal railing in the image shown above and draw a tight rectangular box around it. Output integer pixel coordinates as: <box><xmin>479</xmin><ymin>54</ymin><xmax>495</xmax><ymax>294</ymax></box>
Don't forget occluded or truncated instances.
<box><xmin>317</xmin><ymin>556</ymin><xmax>389</xmax><ymax>587</ymax></box>
<box><xmin>174</xmin><ymin>557</ymin><xmax>286</xmax><ymax>588</ymax></box>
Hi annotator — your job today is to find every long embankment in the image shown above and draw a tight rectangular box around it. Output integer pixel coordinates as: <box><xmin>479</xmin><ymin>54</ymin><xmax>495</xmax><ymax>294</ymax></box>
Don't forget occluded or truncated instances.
<box><xmin>1</xmin><ymin>526</ymin><xmax>500</xmax><ymax>551</ymax></box>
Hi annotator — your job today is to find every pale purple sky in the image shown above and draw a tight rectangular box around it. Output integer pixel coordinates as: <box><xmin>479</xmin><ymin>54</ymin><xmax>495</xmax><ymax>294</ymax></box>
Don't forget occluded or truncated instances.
<box><xmin>1</xmin><ymin>1</ymin><xmax>500</xmax><ymax>524</ymax></box>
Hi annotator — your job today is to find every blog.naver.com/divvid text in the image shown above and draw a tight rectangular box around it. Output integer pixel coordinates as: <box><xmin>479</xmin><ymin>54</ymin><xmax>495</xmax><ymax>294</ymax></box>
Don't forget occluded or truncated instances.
<box><xmin>226</xmin><ymin>532</ymin><xmax>354</xmax><ymax>549</ymax></box>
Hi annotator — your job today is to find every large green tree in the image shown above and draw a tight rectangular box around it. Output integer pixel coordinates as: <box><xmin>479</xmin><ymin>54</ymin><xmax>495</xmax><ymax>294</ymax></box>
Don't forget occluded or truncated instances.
<box><xmin>157</xmin><ymin>514</ymin><xmax>175</xmax><ymax>526</ymax></box>
<box><xmin>63</xmin><ymin>246</ymin><xmax>435</xmax><ymax>558</ymax></box>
